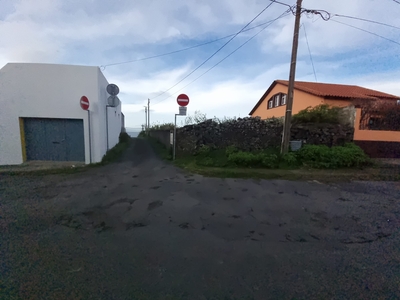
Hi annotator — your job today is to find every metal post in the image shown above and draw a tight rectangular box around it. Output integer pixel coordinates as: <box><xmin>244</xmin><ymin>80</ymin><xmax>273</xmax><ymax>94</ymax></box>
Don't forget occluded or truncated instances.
<box><xmin>173</xmin><ymin>114</ymin><xmax>177</xmax><ymax>160</ymax></box>
<box><xmin>144</xmin><ymin>106</ymin><xmax>148</xmax><ymax>130</ymax></box>
<box><xmin>281</xmin><ymin>0</ymin><xmax>303</xmax><ymax>154</ymax></box>
<box><xmin>88</xmin><ymin>110</ymin><xmax>92</xmax><ymax>163</ymax></box>
<box><xmin>106</xmin><ymin>106</ymin><xmax>109</xmax><ymax>150</ymax></box>
<box><xmin>147</xmin><ymin>98</ymin><xmax>150</xmax><ymax>129</ymax></box>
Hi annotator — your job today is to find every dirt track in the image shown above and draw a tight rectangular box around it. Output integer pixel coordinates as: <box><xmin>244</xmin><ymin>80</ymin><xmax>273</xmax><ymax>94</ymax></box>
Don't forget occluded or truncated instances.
<box><xmin>1</xmin><ymin>138</ymin><xmax>400</xmax><ymax>299</ymax></box>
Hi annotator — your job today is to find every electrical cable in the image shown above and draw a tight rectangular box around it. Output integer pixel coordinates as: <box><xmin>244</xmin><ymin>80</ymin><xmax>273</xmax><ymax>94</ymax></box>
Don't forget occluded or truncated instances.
<box><xmin>331</xmin><ymin>19</ymin><xmax>400</xmax><ymax>46</ymax></box>
<box><xmin>302</xmin><ymin>23</ymin><xmax>317</xmax><ymax>82</ymax></box>
<box><xmin>100</xmin><ymin>18</ymin><xmax>291</xmax><ymax>69</ymax></box>
<box><xmin>333</xmin><ymin>14</ymin><xmax>400</xmax><ymax>30</ymax></box>
<box><xmin>152</xmin><ymin>10</ymin><xmax>291</xmax><ymax>106</ymax></box>
<box><xmin>148</xmin><ymin>2</ymin><xmax>276</xmax><ymax>101</ymax></box>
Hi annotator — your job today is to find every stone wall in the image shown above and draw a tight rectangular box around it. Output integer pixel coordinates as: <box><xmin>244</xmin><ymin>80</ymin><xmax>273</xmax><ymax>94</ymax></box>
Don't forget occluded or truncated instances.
<box><xmin>149</xmin><ymin>130</ymin><xmax>172</xmax><ymax>149</ymax></box>
<box><xmin>175</xmin><ymin>117</ymin><xmax>354</xmax><ymax>154</ymax></box>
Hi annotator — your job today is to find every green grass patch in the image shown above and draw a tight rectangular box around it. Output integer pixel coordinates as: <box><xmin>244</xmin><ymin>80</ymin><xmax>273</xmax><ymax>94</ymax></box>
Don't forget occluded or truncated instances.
<box><xmin>100</xmin><ymin>132</ymin><xmax>131</xmax><ymax>164</ymax></box>
<box><xmin>144</xmin><ymin>136</ymin><xmax>394</xmax><ymax>181</ymax></box>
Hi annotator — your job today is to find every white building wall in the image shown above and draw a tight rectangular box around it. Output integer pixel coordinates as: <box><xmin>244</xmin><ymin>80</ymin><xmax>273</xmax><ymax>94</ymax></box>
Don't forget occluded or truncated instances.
<box><xmin>0</xmin><ymin>63</ymin><xmax>122</xmax><ymax>165</ymax></box>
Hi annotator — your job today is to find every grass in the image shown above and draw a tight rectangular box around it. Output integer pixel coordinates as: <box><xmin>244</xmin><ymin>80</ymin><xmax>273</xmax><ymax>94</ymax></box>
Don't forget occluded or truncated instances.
<box><xmin>144</xmin><ymin>136</ymin><xmax>399</xmax><ymax>182</ymax></box>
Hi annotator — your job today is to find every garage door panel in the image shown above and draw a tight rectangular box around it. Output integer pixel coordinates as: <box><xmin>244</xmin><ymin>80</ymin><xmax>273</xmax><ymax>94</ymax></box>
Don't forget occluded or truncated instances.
<box><xmin>23</xmin><ymin>118</ymin><xmax>85</xmax><ymax>162</ymax></box>
<box><xmin>24</xmin><ymin>119</ymin><xmax>49</xmax><ymax>161</ymax></box>
<box><xmin>65</xmin><ymin>119</ymin><xmax>85</xmax><ymax>161</ymax></box>
<box><xmin>45</xmin><ymin>119</ymin><xmax>67</xmax><ymax>161</ymax></box>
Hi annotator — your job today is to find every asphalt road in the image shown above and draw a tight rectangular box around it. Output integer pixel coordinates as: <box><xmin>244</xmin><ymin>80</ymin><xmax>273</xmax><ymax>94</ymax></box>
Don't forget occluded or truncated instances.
<box><xmin>1</xmin><ymin>138</ymin><xmax>400</xmax><ymax>299</ymax></box>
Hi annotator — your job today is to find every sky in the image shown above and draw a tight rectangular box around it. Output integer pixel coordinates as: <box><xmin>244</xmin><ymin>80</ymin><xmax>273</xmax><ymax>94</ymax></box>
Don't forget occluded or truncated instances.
<box><xmin>1</xmin><ymin>0</ymin><xmax>400</xmax><ymax>131</ymax></box>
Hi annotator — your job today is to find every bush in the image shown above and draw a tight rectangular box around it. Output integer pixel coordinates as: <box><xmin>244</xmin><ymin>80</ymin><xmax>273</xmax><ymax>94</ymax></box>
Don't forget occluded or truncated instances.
<box><xmin>227</xmin><ymin>151</ymin><xmax>279</xmax><ymax>168</ymax></box>
<box><xmin>225</xmin><ymin>145</ymin><xmax>239</xmax><ymax>156</ymax></box>
<box><xmin>101</xmin><ymin>132</ymin><xmax>131</xmax><ymax>164</ymax></box>
<box><xmin>297</xmin><ymin>143</ymin><xmax>371</xmax><ymax>169</ymax></box>
<box><xmin>228</xmin><ymin>152</ymin><xmax>260</xmax><ymax>167</ymax></box>
<box><xmin>292</xmin><ymin>104</ymin><xmax>341</xmax><ymax>124</ymax></box>
<box><xmin>281</xmin><ymin>152</ymin><xmax>299</xmax><ymax>166</ymax></box>
<box><xmin>119</xmin><ymin>132</ymin><xmax>131</xmax><ymax>144</ymax></box>
<box><xmin>196</xmin><ymin>145</ymin><xmax>211</xmax><ymax>156</ymax></box>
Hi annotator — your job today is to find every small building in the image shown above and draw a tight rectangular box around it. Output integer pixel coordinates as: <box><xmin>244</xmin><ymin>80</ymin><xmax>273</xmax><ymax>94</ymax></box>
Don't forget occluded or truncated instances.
<box><xmin>0</xmin><ymin>63</ymin><xmax>123</xmax><ymax>165</ymax></box>
<box><xmin>249</xmin><ymin>80</ymin><xmax>400</xmax><ymax>158</ymax></box>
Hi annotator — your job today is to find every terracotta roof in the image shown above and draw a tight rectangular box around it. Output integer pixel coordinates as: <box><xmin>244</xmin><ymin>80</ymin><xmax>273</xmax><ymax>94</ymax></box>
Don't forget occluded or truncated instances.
<box><xmin>249</xmin><ymin>80</ymin><xmax>400</xmax><ymax>115</ymax></box>
<box><xmin>275</xmin><ymin>80</ymin><xmax>400</xmax><ymax>100</ymax></box>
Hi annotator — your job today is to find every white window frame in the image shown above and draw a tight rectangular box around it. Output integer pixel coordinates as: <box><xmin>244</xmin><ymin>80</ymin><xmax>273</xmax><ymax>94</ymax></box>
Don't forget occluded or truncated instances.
<box><xmin>281</xmin><ymin>94</ymin><xmax>287</xmax><ymax>105</ymax></box>
<box><xmin>268</xmin><ymin>100</ymin><xmax>273</xmax><ymax>109</ymax></box>
<box><xmin>274</xmin><ymin>94</ymin><xmax>280</xmax><ymax>107</ymax></box>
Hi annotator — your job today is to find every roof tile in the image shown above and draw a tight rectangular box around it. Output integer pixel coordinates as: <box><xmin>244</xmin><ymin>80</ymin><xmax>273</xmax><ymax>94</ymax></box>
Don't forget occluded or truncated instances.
<box><xmin>276</xmin><ymin>80</ymin><xmax>400</xmax><ymax>100</ymax></box>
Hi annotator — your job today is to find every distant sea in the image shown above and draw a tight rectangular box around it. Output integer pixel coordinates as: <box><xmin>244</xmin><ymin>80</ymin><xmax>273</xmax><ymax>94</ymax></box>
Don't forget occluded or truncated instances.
<box><xmin>127</xmin><ymin>131</ymin><xmax>140</xmax><ymax>138</ymax></box>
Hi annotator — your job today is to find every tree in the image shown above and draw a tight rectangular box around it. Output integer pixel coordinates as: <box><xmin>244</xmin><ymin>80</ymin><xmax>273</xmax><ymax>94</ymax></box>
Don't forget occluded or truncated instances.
<box><xmin>354</xmin><ymin>99</ymin><xmax>400</xmax><ymax>131</ymax></box>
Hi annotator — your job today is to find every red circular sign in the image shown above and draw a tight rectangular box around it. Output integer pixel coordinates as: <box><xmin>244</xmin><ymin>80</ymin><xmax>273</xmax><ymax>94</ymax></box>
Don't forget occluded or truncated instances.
<box><xmin>177</xmin><ymin>94</ymin><xmax>189</xmax><ymax>107</ymax></box>
<box><xmin>80</xmin><ymin>96</ymin><xmax>90</xmax><ymax>110</ymax></box>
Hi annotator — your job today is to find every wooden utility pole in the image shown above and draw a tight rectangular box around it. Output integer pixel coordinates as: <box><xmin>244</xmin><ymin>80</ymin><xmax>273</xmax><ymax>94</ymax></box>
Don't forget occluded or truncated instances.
<box><xmin>281</xmin><ymin>0</ymin><xmax>303</xmax><ymax>154</ymax></box>
<box><xmin>144</xmin><ymin>106</ymin><xmax>148</xmax><ymax>130</ymax></box>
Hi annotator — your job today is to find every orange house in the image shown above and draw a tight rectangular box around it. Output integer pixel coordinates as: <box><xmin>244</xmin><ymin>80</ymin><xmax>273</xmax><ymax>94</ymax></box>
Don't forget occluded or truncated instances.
<box><xmin>249</xmin><ymin>80</ymin><xmax>400</xmax><ymax>158</ymax></box>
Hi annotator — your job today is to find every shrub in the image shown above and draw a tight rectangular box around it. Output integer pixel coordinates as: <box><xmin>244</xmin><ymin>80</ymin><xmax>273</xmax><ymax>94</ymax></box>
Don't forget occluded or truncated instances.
<box><xmin>227</xmin><ymin>151</ymin><xmax>279</xmax><ymax>168</ymax></box>
<box><xmin>261</xmin><ymin>154</ymin><xmax>279</xmax><ymax>168</ymax></box>
<box><xmin>292</xmin><ymin>104</ymin><xmax>341</xmax><ymax>124</ymax></box>
<box><xmin>228</xmin><ymin>152</ymin><xmax>260</xmax><ymax>167</ymax></box>
<box><xmin>297</xmin><ymin>143</ymin><xmax>371</xmax><ymax>169</ymax></box>
<box><xmin>150</xmin><ymin>122</ymin><xmax>175</xmax><ymax>130</ymax></box>
<box><xmin>196</xmin><ymin>145</ymin><xmax>211</xmax><ymax>156</ymax></box>
<box><xmin>119</xmin><ymin>132</ymin><xmax>131</xmax><ymax>144</ymax></box>
<box><xmin>281</xmin><ymin>152</ymin><xmax>298</xmax><ymax>166</ymax></box>
<box><xmin>225</xmin><ymin>145</ymin><xmax>239</xmax><ymax>156</ymax></box>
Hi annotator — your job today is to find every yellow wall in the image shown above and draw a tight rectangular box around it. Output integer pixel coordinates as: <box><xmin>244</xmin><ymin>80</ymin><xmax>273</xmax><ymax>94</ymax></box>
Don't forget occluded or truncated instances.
<box><xmin>354</xmin><ymin>108</ymin><xmax>400</xmax><ymax>142</ymax></box>
<box><xmin>19</xmin><ymin>118</ymin><xmax>27</xmax><ymax>162</ymax></box>
<box><xmin>252</xmin><ymin>83</ymin><xmax>328</xmax><ymax>119</ymax></box>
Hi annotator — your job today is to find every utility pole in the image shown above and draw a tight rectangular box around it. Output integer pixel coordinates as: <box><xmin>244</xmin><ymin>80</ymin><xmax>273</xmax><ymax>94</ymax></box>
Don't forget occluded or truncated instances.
<box><xmin>281</xmin><ymin>0</ymin><xmax>303</xmax><ymax>154</ymax></box>
<box><xmin>144</xmin><ymin>106</ymin><xmax>148</xmax><ymax>130</ymax></box>
<box><xmin>147</xmin><ymin>98</ymin><xmax>150</xmax><ymax>130</ymax></box>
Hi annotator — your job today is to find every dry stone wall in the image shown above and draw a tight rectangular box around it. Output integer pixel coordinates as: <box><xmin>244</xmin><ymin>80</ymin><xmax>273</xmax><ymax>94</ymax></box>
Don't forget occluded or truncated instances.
<box><xmin>175</xmin><ymin>117</ymin><xmax>354</xmax><ymax>154</ymax></box>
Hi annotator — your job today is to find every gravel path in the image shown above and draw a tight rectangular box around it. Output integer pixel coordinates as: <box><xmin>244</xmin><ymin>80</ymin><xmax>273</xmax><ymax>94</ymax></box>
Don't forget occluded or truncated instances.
<box><xmin>1</xmin><ymin>138</ymin><xmax>400</xmax><ymax>299</ymax></box>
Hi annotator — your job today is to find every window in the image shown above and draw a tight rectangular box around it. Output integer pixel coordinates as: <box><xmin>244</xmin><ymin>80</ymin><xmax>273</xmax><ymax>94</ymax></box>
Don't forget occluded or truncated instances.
<box><xmin>274</xmin><ymin>94</ymin><xmax>280</xmax><ymax>107</ymax></box>
<box><xmin>268</xmin><ymin>100</ymin><xmax>273</xmax><ymax>109</ymax></box>
<box><xmin>281</xmin><ymin>94</ymin><xmax>287</xmax><ymax>105</ymax></box>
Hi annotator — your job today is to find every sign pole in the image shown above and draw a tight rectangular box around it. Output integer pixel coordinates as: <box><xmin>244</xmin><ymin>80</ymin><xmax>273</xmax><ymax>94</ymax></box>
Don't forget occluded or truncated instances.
<box><xmin>173</xmin><ymin>114</ymin><xmax>177</xmax><ymax>160</ymax></box>
<box><xmin>106</xmin><ymin>106</ymin><xmax>109</xmax><ymax>150</ymax></box>
<box><xmin>88</xmin><ymin>110</ymin><xmax>92</xmax><ymax>163</ymax></box>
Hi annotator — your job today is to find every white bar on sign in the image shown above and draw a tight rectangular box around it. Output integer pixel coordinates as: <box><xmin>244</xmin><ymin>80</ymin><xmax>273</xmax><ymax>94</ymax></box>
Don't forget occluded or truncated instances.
<box><xmin>178</xmin><ymin>99</ymin><xmax>189</xmax><ymax>102</ymax></box>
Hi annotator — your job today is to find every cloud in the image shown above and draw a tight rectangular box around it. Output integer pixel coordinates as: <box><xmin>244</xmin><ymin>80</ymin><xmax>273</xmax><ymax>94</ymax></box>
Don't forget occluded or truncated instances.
<box><xmin>0</xmin><ymin>0</ymin><xmax>399</xmax><ymax>129</ymax></box>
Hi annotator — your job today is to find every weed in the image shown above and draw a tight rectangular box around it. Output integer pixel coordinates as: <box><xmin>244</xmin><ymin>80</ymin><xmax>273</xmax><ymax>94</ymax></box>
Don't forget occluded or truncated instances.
<box><xmin>101</xmin><ymin>132</ymin><xmax>131</xmax><ymax>164</ymax></box>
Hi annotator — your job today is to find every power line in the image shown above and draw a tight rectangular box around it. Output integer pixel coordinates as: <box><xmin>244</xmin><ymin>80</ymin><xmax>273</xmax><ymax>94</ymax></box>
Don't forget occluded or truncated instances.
<box><xmin>302</xmin><ymin>23</ymin><xmax>317</xmax><ymax>82</ymax></box>
<box><xmin>99</xmin><ymin>10</ymin><xmax>400</xmax><ymax>70</ymax></box>
<box><xmin>100</xmin><ymin>19</ymin><xmax>291</xmax><ymax>69</ymax></box>
<box><xmin>152</xmin><ymin>10</ymin><xmax>291</xmax><ymax>106</ymax></box>
<box><xmin>333</xmin><ymin>14</ymin><xmax>400</xmax><ymax>30</ymax></box>
<box><xmin>148</xmin><ymin>2</ymin><xmax>276</xmax><ymax>101</ymax></box>
<box><xmin>331</xmin><ymin>19</ymin><xmax>400</xmax><ymax>46</ymax></box>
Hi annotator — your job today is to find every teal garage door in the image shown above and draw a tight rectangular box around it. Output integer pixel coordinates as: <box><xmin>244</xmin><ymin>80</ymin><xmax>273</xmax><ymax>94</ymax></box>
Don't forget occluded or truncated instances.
<box><xmin>23</xmin><ymin>118</ymin><xmax>85</xmax><ymax>162</ymax></box>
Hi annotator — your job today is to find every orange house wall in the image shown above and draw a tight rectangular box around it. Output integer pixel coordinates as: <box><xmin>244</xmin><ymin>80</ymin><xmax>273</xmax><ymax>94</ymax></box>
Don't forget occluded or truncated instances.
<box><xmin>354</xmin><ymin>108</ymin><xmax>400</xmax><ymax>142</ymax></box>
<box><xmin>251</xmin><ymin>83</ymin><xmax>351</xmax><ymax>119</ymax></box>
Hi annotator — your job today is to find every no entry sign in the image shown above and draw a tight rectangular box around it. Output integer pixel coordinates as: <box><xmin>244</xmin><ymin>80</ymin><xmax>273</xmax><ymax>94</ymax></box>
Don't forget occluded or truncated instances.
<box><xmin>80</xmin><ymin>96</ymin><xmax>90</xmax><ymax>110</ymax></box>
<box><xmin>177</xmin><ymin>94</ymin><xmax>189</xmax><ymax>107</ymax></box>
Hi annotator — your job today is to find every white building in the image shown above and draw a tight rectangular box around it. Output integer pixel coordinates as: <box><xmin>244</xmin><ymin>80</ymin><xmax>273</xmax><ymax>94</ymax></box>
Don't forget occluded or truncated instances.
<box><xmin>0</xmin><ymin>63</ymin><xmax>124</xmax><ymax>165</ymax></box>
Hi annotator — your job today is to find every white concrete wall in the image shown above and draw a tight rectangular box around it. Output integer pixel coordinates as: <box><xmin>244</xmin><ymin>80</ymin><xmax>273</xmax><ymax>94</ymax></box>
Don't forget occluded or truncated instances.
<box><xmin>0</xmin><ymin>63</ymin><xmax>122</xmax><ymax>165</ymax></box>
